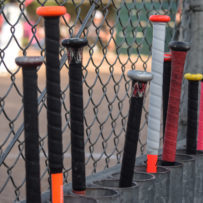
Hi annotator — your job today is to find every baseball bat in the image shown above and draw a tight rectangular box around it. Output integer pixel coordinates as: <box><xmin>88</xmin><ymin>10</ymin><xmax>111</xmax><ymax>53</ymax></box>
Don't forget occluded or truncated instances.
<box><xmin>184</xmin><ymin>74</ymin><xmax>203</xmax><ymax>154</ymax></box>
<box><xmin>36</xmin><ymin>6</ymin><xmax>66</xmax><ymax>203</ymax></box>
<box><xmin>163</xmin><ymin>53</ymin><xmax>172</xmax><ymax>137</ymax></box>
<box><xmin>197</xmin><ymin>79</ymin><xmax>203</xmax><ymax>151</ymax></box>
<box><xmin>162</xmin><ymin>41</ymin><xmax>190</xmax><ymax>165</ymax></box>
<box><xmin>146</xmin><ymin>15</ymin><xmax>170</xmax><ymax>173</ymax></box>
<box><xmin>119</xmin><ymin>70</ymin><xmax>153</xmax><ymax>188</ymax></box>
<box><xmin>15</xmin><ymin>56</ymin><xmax>44</xmax><ymax>203</ymax></box>
<box><xmin>62</xmin><ymin>38</ymin><xmax>88</xmax><ymax>194</ymax></box>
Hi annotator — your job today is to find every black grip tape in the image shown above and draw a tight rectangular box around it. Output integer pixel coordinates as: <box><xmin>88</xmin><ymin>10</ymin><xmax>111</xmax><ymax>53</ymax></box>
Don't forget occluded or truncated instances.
<box><xmin>23</xmin><ymin>68</ymin><xmax>41</xmax><ymax>203</ymax></box>
<box><xmin>163</xmin><ymin>61</ymin><xmax>171</xmax><ymax>137</ymax></box>
<box><xmin>69</xmin><ymin>56</ymin><xmax>86</xmax><ymax>191</ymax></box>
<box><xmin>186</xmin><ymin>81</ymin><xmax>199</xmax><ymax>154</ymax></box>
<box><xmin>45</xmin><ymin>17</ymin><xmax>63</xmax><ymax>173</ymax></box>
<box><xmin>119</xmin><ymin>90</ymin><xmax>144</xmax><ymax>188</ymax></box>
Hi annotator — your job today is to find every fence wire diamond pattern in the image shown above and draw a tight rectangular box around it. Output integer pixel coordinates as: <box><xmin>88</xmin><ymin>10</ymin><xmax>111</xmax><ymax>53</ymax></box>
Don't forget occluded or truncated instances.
<box><xmin>0</xmin><ymin>0</ymin><xmax>179</xmax><ymax>202</ymax></box>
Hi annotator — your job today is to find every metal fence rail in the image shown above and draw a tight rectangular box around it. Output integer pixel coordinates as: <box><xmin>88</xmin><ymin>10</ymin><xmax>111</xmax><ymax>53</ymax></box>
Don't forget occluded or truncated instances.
<box><xmin>0</xmin><ymin>0</ymin><xmax>179</xmax><ymax>202</ymax></box>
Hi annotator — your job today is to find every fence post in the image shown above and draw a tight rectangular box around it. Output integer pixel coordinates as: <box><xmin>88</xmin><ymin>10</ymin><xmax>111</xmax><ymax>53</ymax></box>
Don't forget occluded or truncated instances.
<box><xmin>178</xmin><ymin>0</ymin><xmax>203</xmax><ymax>141</ymax></box>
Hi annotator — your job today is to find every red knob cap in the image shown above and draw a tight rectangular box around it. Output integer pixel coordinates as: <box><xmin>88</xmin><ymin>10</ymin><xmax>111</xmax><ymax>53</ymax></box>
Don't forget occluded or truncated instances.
<box><xmin>149</xmin><ymin>15</ymin><xmax>170</xmax><ymax>23</ymax></box>
<box><xmin>36</xmin><ymin>6</ymin><xmax>66</xmax><ymax>17</ymax></box>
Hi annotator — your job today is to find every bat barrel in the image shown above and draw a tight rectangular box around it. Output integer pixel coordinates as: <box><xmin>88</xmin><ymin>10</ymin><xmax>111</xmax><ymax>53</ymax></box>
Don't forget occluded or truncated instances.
<box><xmin>184</xmin><ymin>73</ymin><xmax>203</xmax><ymax>154</ymax></box>
<box><xmin>147</xmin><ymin>15</ymin><xmax>170</xmax><ymax>173</ymax></box>
<box><xmin>16</xmin><ymin>56</ymin><xmax>43</xmax><ymax>203</ymax></box>
<box><xmin>119</xmin><ymin>70</ymin><xmax>153</xmax><ymax>188</ymax></box>
<box><xmin>197</xmin><ymin>80</ymin><xmax>203</xmax><ymax>150</ymax></box>
<box><xmin>62</xmin><ymin>38</ymin><xmax>88</xmax><ymax>194</ymax></box>
<box><xmin>37</xmin><ymin>6</ymin><xmax>66</xmax><ymax>203</ymax></box>
<box><xmin>162</xmin><ymin>41</ymin><xmax>190</xmax><ymax>165</ymax></box>
<box><xmin>163</xmin><ymin>53</ymin><xmax>172</xmax><ymax>137</ymax></box>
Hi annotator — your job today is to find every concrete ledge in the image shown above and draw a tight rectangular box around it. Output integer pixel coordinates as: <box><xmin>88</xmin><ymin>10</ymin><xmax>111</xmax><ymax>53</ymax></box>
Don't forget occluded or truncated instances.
<box><xmin>19</xmin><ymin>139</ymin><xmax>186</xmax><ymax>203</ymax></box>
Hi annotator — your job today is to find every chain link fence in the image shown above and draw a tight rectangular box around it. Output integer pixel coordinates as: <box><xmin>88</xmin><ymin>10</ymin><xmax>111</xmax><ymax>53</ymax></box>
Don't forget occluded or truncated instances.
<box><xmin>0</xmin><ymin>0</ymin><xmax>179</xmax><ymax>202</ymax></box>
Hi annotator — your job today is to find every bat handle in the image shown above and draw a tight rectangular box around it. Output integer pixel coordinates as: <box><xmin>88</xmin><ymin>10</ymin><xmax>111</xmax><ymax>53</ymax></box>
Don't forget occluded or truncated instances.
<box><xmin>37</xmin><ymin>6</ymin><xmax>66</xmax><ymax>203</ymax></box>
<box><xmin>147</xmin><ymin>15</ymin><xmax>170</xmax><ymax>173</ymax></box>
<box><xmin>163</xmin><ymin>53</ymin><xmax>172</xmax><ymax>137</ymax></box>
<box><xmin>184</xmin><ymin>73</ymin><xmax>203</xmax><ymax>154</ymax></box>
<box><xmin>162</xmin><ymin>41</ymin><xmax>190</xmax><ymax>165</ymax></box>
<box><xmin>62</xmin><ymin>38</ymin><xmax>88</xmax><ymax>194</ymax></box>
<box><xmin>119</xmin><ymin>70</ymin><xmax>153</xmax><ymax>188</ymax></box>
<box><xmin>197</xmin><ymin>80</ymin><xmax>203</xmax><ymax>151</ymax></box>
<box><xmin>16</xmin><ymin>56</ymin><xmax>44</xmax><ymax>203</ymax></box>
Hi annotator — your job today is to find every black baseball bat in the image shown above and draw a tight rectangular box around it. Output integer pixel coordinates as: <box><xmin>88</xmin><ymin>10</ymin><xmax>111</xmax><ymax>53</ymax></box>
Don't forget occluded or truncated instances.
<box><xmin>119</xmin><ymin>70</ymin><xmax>153</xmax><ymax>187</ymax></box>
<box><xmin>184</xmin><ymin>73</ymin><xmax>203</xmax><ymax>154</ymax></box>
<box><xmin>16</xmin><ymin>56</ymin><xmax>43</xmax><ymax>203</ymax></box>
<box><xmin>36</xmin><ymin>6</ymin><xmax>66</xmax><ymax>203</ymax></box>
<box><xmin>62</xmin><ymin>38</ymin><xmax>88</xmax><ymax>194</ymax></box>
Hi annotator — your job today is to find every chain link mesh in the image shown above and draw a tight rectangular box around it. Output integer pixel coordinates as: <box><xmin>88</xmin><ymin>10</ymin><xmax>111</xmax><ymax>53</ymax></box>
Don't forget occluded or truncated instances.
<box><xmin>0</xmin><ymin>0</ymin><xmax>179</xmax><ymax>202</ymax></box>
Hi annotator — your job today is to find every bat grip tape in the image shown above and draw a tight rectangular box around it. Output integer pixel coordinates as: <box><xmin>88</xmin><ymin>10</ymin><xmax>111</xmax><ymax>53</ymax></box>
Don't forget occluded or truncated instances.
<box><xmin>197</xmin><ymin>81</ymin><xmax>203</xmax><ymax>150</ymax></box>
<box><xmin>186</xmin><ymin>81</ymin><xmax>199</xmax><ymax>154</ymax></box>
<box><xmin>45</xmin><ymin>17</ymin><xmax>63</xmax><ymax>174</ymax></box>
<box><xmin>23</xmin><ymin>67</ymin><xmax>41</xmax><ymax>203</ymax></box>
<box><xmin>162</xmin><ymin>50</ymin><xmax>187</xmax><ymax>163</ymax></box>
<box><xmin>119</xmin><ymin>83</ymin><xmax>144</xmax><ymax>187</ymax></box>
<box><xmin>69</xmin><ymin>55</ymin><xmax>86</xmax><ymax>192</ymax></box>
<box><xmin>162</xmin><ymin>61</ymin><xmax>171</xmax><ymax>137</ymax></box>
